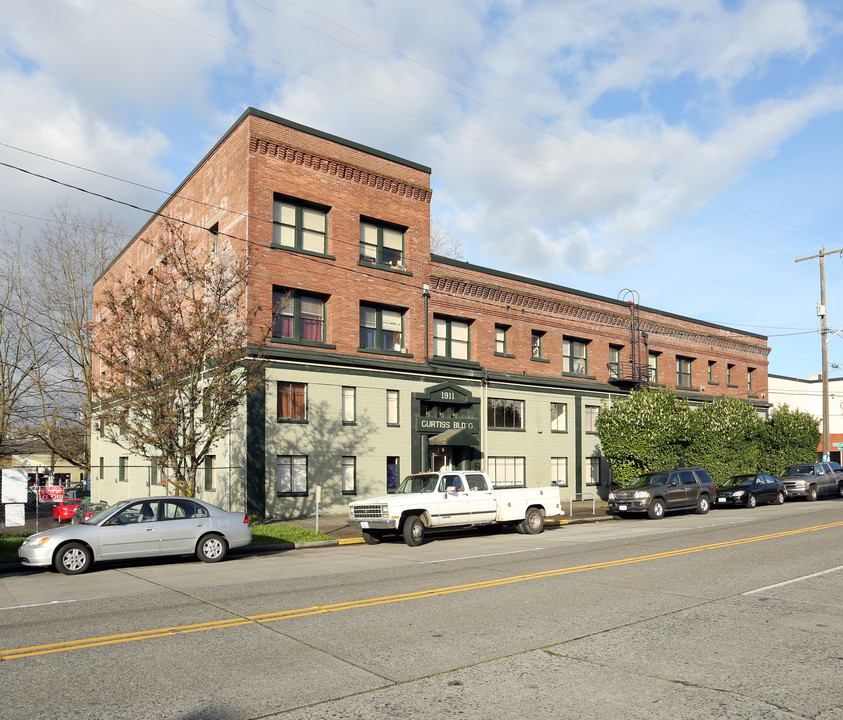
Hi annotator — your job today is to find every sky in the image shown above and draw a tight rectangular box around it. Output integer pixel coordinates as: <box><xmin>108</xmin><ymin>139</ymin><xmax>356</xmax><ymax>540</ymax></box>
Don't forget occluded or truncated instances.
<box><xmin>2</xmin><ymin>0</ymin><xmax>843</xmax><ymax>380</ymax></box>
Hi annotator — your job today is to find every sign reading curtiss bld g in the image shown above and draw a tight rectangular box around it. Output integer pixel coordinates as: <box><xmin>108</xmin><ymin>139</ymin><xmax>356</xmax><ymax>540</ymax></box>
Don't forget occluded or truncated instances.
<box><xmin>418</xmin><ymin>418</ymin><xmax>479</xmax><ymax>432</ymax></box>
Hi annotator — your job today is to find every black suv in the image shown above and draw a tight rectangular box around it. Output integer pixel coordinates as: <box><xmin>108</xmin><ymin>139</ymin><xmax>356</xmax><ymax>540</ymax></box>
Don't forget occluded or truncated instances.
<box><xmin>608</xmin><ymin>468</ymin><xmax>716</xmax><ymax>519</ymax></box>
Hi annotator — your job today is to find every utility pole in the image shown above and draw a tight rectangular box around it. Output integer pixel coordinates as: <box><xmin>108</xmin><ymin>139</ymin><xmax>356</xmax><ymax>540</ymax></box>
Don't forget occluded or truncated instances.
<box><xmin>796</xmin><ymin>245</ymin><xmax>843</xmax><ymax>461</ymax></box>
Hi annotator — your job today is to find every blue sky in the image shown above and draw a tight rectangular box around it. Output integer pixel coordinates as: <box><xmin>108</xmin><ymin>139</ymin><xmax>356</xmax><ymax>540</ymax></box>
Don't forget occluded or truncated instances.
<box><xmin>2</xmin><ymin>0</ymin><xmax>843</xmax><ymax>379</ymax></box>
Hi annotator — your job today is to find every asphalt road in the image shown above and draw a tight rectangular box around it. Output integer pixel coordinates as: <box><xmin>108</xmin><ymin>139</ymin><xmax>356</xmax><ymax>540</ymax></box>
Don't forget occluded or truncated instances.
<box><xmin>1</xmin><ymin>500</ymin><xmax>842</xmax><ymax>719</ymax></box>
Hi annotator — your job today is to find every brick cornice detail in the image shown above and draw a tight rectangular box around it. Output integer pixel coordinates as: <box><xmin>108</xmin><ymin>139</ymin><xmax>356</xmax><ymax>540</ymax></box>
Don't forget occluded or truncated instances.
<box><xmin>250</xmin><ymin>135</ymin><xmax>432</xmax><ymax>204</ymax></box>
<box><xmin>430</xmin><ymin>275</ymin><xmax>770</xmax><ymax>358</ymax></box>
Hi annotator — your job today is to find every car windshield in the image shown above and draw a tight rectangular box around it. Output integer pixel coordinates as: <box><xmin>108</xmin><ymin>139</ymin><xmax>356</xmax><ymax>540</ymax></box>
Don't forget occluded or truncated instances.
<box><xmin>783</xmin><ymin>465</ymin><xmax>814</xmax><ymax>477</ymax></box>
<box><xmin>395</xmin><ymin>474</ymin><xmax>440</xmax><ymax>493</ymax></box>
<box><xmin>80</xmin><ymin>501</ymin><xmax>118</xmax><ymax>525</ymax></box>
<box><xmin>727</xmin><ymin>475</ymin><xmax>755</xmax><ymax>486</ymax></box>
<box><xmin>630</xmin><ymin>472</ymin><xmax>668</xmax><ymax>487</ymax></box>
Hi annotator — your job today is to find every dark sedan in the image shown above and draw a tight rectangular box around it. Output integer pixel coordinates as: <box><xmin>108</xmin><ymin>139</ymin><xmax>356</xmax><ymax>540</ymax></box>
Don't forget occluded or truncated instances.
<box><xmin>716</xmin><ymin>473</ymin><xmax>786</xmax><ymax>508</ymax></box>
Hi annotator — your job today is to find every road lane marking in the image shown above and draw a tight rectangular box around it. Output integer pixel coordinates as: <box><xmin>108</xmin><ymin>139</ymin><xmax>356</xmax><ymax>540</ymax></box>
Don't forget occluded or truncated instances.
<box><xmin>4</xmin><ymin>519</ymin><xmax>843</xmax><ymax>661</ymax></box>
<box><xmin>742</xmin><ymin>564</ymin><xmax>843</xmax><ymax>595</ymax></box>
<box><xmin>0</xmin><ymin>599</ymin><xmax>79</xmax><ymax>611</ymax></box>
<box><xmin>420</xmin><ymin>548</ymin><xmax>545</xmax><ymax>563</ymax></box>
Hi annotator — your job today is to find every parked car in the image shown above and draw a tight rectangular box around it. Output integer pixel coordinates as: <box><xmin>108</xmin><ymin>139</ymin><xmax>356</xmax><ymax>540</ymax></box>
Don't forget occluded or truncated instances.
<box><xmin>19</xmin><ymin>497</ymin><xmax>252</xmax><ymax>575</ymax></box>
<box><xmin>608</xmin><ymin>467</ymin><xmax>716</xmax><ymax>519</ymax></box>
<box><xmin>52</xmin><ymin>498</ymin><xmax>84</xmax><ymax>522</ymax></box>
<box><xmin>715</xmin><ymin>473</ymin><xmax>786</xmax><ymax>508</ymax></box>
<box><xmin>777</xmin><ymin>462</ymin><xmax>843</xmax><ymax>501</ymax></box>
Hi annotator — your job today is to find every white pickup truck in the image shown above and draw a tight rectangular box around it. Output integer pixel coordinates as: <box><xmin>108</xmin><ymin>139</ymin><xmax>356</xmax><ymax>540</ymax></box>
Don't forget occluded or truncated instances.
<box><xmin>348</xmin><ymin>470</ymin><xmax>563</xmax><ymax>546</ymax></box>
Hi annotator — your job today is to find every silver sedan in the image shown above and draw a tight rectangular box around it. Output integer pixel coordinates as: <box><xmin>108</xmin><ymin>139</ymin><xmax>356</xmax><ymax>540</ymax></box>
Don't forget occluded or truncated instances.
<box><xmin>19</xmin><ymin>497</ymin><xmax>252</xmax><ymax>575</ymax></box>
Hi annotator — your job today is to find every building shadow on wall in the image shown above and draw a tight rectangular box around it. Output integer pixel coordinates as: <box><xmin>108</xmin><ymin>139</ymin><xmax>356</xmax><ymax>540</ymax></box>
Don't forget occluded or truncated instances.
<box><xmin>273</xmin><ymin>400</ymin><xmax>375</xmax><ymax>519</ymax></box>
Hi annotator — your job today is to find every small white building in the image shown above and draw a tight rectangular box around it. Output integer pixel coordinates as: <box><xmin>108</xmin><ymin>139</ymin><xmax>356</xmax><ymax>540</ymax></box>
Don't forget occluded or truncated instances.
<box><xmin>767</xmin><ymin>374</ymin><xmax>843</xmax><ymax>463</ymax></box>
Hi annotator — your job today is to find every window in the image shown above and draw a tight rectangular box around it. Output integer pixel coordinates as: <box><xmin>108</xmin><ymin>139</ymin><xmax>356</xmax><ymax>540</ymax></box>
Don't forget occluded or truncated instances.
<box><xmin>676</xmin><ymin>357</ymin><xmax>694</xmax><ymax>388</ymax></box>
<box><xmin>748</xmin><ymin>367</ymin><xmax>755</xmax><ymax>395</ymax></box>
<box><xmin>495</xmin><ymin>325</ymin><xmax>509</xmax><ymax>355</ymax></box>
<box><xmin>149</xmin><ymin>463</ymin><xmax>164</xmax><ymax>486</ymax></box>
<box><xmin>531</xmin><ymin>331</ymin><xmax>544</xmax><ymax>359</ymax></box>
<box><xmin>487</xmin><ymin>457</ymin><xmax>525</xmax><ymax>488</ymax></box>
<box><xmin>204</xmin><ymin>455</ymin><xmax>215</xmax><ymax>492</ymax></box>
<box><xmin>341</xmin><ymin>456</ymin><xmax>356</xmax><ymax>494</ymax></box>
<box><xmin>609</xmin><ymin>345</ymin><xmax>622</xmax><ymax>379</ymax></box>
<box><xmin>209</xmin><ymin>222</ymin><xmax>219</xmax><ymax>255</ymax></box>
<box><xmin>587</xmin><ymin>457</ymin><xmax>601</xmax><ymax>486</ymax></box>
<box><xmin>119</xmin><ymin>456</ymin><xmax>128</xmax><ymax>482</ymax></box>
<box><xmin>387</xmin><ymin>456</ymin><xmax>400</xmax><ymax>493</ymax></box>
<box><xmin>584</xmin><ymin>405</ymin><xmax>600</xmax><ymax>433</ymax></box>
<box><xmin>727</xmin><ymin>363</ymin><xmax>736</xmax><ymax>386</ymax></box>
<box><xmin>273</xmin><ymin>288</ymin><xmax>326</xmax><ymax>343</ymax></box>
<box><xmin>563</xmin><ymin>338</ymin><xmax>588</xmax><ymax>375</ymax></box>
<box><xmin>342</xmin><ymin>387</ymin><xmax>356</xmax><ymax>424</ymax></box>
<box><xmin>273</xmin><ymin>196</ymin><xmax>328</xmax><ymax>254</ymax></box>
<box><xmin>360</xmin><ymin>220</ymin><xmax>405</xmax><ymax>268</ymax></box>
<box><xmin>434</xmin><ymin>316</ymin><xmax>470</xmax><ymax>360</ymax></box>
<box><xmin>277</xmin><ymin>381</ymin><xmax>307</xmax><ymax>421</ymax></box>
<box><xmin>99</xmin><ymin>457</ymin><xmax>104</xmax><ymax>480</ymax></box>
<box><xmin>648</xmin><ymin>352</ymin><xmax>659</xmax><ymax>384</ymax></box>
<box><xmin>163</xmin><ymin>499</ymin><xmax>208</xmax><ymax>520</ymax></box>
<box><xmin>488</xmin><ymin>398</ymin><xmax>524</xmax><ymax>429</ymax></box>
<box><xmin>359</xmin><ymin>304</ymin><xmax>404</xmax><ymax>352</ymax></box>
<box><xmin>550</xmin><ymin>402</ymin><xmax>568</xmax><ymax>432</ymax></box>
<box><xmin>276</xmin><ymin>455</ymin><xmax>307</xmax><ymax>495</ymax></box>
<box><xmin>551</xmin><ymin>457</ymin><xmax>568</xmax><ymax>486</ymax></box>
<box><xmin>387</xmin><ymin>389</ymin><xmax>399</xmax><ymax>426</ymax></box>
<box><xmin>708</xmin><ymin>361</ymin><xmax>717</xmax><ymax>384</ymax></box>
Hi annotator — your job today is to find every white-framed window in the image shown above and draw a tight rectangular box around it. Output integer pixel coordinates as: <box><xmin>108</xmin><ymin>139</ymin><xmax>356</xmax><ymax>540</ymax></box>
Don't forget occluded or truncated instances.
<box><xmin>342</xmin><ymin>387</ymin><xmax>356</xmax><ymax>424</ymax></box>
<box><xmin>550</xmin><ymin>402</ymin><xmax>567</xmax><ymax>432</ymax></box>
<box><xmin>273</xmin><ymin>196</ymin><xmax>329</xmax><ymax>254</ymax></box>
<box><xmin>487</xmin><ymin>398</ymin><xmax>524</xmax><ymax>429</ymax></box>
<box><xmin>584</xmin><ymin>405</ymin><xmax>600</xmax><ymax>433</ymax></box>
<box><xmin>648</xmin><ymin>352</ymin><xmax>659</xmax><ymax>384</ymax></box>
<box><xmin>551</xmin><ymin>457</ymin><xmax>568</xmax><ymax>486</ymax></box>
<box><xmin>676</xmin><ymin>356</ymin><xmax>694</xmax><ymax>388</ymax></box>
<box><xmin>433</xmin><ymin>316</ymin><xmax>470</xmax><ymax>360</ymax></box>
<box><xmin>495</xmin><ymin>325</ymin><xmax>508</xmax><ymax>355</ymax></box>
<box><xmin>609</xmin><ymin>344</ymin><xmax>622</xmax><ymax>379</ymax></box>
<box><xmin>487</xmin><ymin>456</ymin><xmax>526</xmax><ymax>488</ymax></box>
<box><xmin>387</xmin><ymin>389</ymin><xmax>399</xmax><ymax>426</ymax></box>
<box><xmin>341</xmin><ymin>456</ymin><xmax>356</xmax><ymax>494</ymax></box>
<box><xmin>563</xmin><ymin>338</ymin><xmax>588</xmax><ymax>375</ymax></box>
<box><xmin>276</xmin><ymin>455</ymin><xmax>307</xmax><ymax>495</ymax></box>
<box><xmin>531</xmin><ymin>331</ymin><xmax>544</xmax><ymax>359</ymax></box>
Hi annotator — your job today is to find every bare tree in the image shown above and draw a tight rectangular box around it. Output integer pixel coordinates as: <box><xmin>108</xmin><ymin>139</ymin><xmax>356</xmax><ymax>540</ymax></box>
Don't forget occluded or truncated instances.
<box><xmin>430</xmin><ymin>218</ymin><xmax>466</xmax><ymax>260</ymax></box>
<box><xmin>93</xmin><ymin>221</ymin><xmax>267</xmax><ymax>497</ymax></box>
<box><xmin>5</xmin><ymin>203</ymin><xmax>125</xmax><ymax>469</ymax></box>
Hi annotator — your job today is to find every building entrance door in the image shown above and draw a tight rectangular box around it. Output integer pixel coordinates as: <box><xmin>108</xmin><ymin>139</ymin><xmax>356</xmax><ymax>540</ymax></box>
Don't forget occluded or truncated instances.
<box><xmin>430</xmin><ymin>450</ymin><xmax>452</xmax><ymax>471</ymax></box>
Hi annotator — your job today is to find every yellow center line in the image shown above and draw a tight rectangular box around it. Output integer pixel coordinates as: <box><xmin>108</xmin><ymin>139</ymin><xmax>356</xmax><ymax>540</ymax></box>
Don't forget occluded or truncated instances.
<box><xmin>4</xmin><ymin>519</ymin><xmax>842</xmax><ymax>661</ymax></box>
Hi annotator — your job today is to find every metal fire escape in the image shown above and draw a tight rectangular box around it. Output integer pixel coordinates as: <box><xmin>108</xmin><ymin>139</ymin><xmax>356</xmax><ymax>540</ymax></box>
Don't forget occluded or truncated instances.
<box><xmin>608</xmin><ymin>289</ymin><xmax>652</xmax><ymax>388</ymax></box>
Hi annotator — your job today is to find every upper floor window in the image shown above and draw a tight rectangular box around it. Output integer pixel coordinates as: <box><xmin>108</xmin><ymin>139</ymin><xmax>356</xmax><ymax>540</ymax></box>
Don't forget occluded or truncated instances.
<box><xmin>609</xmin><ymin>344</ymin><xmax>623</xmax><ymax>380</ymax></box>
<box><xmin>748</xmin><ymin>367</ymin><xmax>755</xmax><ymax>395</ymax></box>
<box><xmin>277</xmin><ymin>381</ymin><xmax>307</xmax><ymax>422</ymax></box>
<box><xmin>273</xmin><ymin>288</ymin><xmax>326</xmax><ymax>344</ymax></box>
<box><xmin>273</xmin><ymin>196</ymin><xmax>328</xmax><ymax>254</ymax></box>
<box><xmin>360</xmin><ymin>304</ymin><xmax>404</xmax><ymax>352</ymax></box>
<box><xmin>488</xmin><ymin>398</ymin><xmax>524</xmax><ymax>430</ymax></box>
<box><xmin>676</xmin><ymin>356</ymin><xmax>694</xmax><ymax>389</ymax></box>
<box><xmin>360</xmin><ymin>220</ymin><xmax>405</xmax><ymax>269</ymax></box>
<box><xmin>648</xmin><ymin>352</ymin><xmax>659</xmax><ymax>384</ymax></box>
<box><xmin>495</xmin><ymin>325</ymin><xmax>509</xmax><ymax>355</ymax></box>
<box><xmin>434</xmin><ymin>316</ymin><xmax>470</xmax><ymax>360</ymax></box>
<box><xmin>727</xmin><ymin>363</ymin><xmax>736</xmax><ymax>386</ymax></box>
<box><xmin>531</xmin><ymin>331</ymin><xmax>545</xmax><ymax>360</ymax></box>
<box><xmin>563</xmin><ymin>338</ymin><xmax>588</xmax><ymax>375</ymax></box>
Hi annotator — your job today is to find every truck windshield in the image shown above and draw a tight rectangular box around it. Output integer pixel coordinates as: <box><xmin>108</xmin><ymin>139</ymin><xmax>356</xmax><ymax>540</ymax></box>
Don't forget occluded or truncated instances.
<box><xmin>395</xmin><ymin>474</ymin><xmax>440</xmax><ymax>493</ymax></box>
<box><xmin>631</xmin><ymin>472</ymin><xmax>668</xmax><ymax>487</ymax></box>
<box><xmin>784</xmin><ymin>465</ymin><xmax>814</xmax><ymax>476</ymax></box>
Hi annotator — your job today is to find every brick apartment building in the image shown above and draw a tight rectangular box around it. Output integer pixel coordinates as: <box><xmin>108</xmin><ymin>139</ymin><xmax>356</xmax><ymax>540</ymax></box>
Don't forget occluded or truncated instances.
<box><xmin>91</xmin><ymin>107</ymin><xmax>771</xmax><ymax>520</ymax></box>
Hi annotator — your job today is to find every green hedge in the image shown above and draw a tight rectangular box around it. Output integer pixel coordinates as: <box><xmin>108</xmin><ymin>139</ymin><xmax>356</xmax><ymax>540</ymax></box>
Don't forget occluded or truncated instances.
<box><xmin>595</xmin><ymin>388</ymin><xmax>819</xmax><ymax>487</ymax></box>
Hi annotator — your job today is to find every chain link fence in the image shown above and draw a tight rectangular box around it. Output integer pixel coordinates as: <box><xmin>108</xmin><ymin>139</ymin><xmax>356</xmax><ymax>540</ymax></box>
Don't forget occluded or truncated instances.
<box><xmin>1</xmin><ymin>465</ymin><xmax>246</xmax><ymax>534</ymax></box>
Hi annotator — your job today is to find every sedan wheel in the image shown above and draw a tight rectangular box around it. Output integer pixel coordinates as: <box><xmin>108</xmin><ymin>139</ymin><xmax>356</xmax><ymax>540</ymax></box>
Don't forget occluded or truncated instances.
<box><xmin>54</xmin><ymin>542</ymin><xmax>92</xmax><ymax>575</ymax></box>
<box><xmin>747</xmin><ymin>494</ymin><xmax>757</xmax><ymax>509</ymax></box>
<box><xmin>197</xmin><ymin>534</ymin><xmax>227</xmax><ymax>563</ymax></box>
<box><xmin>776</xmin><ymin>491</ymin><xmax>785</xmax><ymax>505</ymax></box>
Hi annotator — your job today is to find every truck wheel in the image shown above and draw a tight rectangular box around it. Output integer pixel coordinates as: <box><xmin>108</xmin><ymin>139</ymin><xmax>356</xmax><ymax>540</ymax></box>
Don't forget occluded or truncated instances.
<box><xmin>807</xmin><ymin>485</ymin><xmax>818</xmax><ymax>501</ymax></box>
<box><xmin>647</xmin><ymin>498</ymin><xmax>666</xmax><ymax>519</ymax></box>
<box><xmin>403</xmin><ymin>515</ymin><xmax>425</xmax><ymax>546</ymax></box>
<box><xmin>518</xmin><ymin>507</ymin><xmax>544</xmax><ymax>535</ymax></box>
<box><xmin>838</xmin><ymin>483</ymin><xmax>843</xmax><ymax>498</ymax></box>
<box><xmin>695</xmin><ymin>495</ymin><xmax>711</xmax><ymax>514</ymax></box>
<box><xmin>362</xmin><ymin>529</ymin><xmax>383</xmax><ymax>545</ymax></box>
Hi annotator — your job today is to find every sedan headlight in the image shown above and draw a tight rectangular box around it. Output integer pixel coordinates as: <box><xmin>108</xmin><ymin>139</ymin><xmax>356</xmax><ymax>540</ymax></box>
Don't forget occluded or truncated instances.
<box><xmin>732</xmin><ymin>490</ymin><xmax>745</xmax><ymax>498</ymax></box>
<box><xmin>24</xmin><ymin>535</ymin><xmax>51</xmax><ymax>546</ymax></box>
<box><xmin>633</xmin><ymin>490</ymin><xmax>650</xmax><ymax>499</ymax></box>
